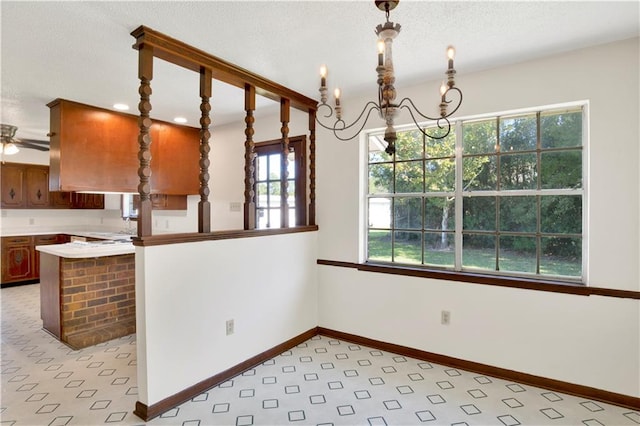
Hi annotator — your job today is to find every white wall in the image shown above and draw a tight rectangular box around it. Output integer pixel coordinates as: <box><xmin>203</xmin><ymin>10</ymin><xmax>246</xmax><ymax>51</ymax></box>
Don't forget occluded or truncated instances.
<box><xmin>316</xmin><ymin>38</ymin><xmax>640</xmax><ymax>397</ymax></box>
<box><xmin>135</xmin><ymin>231</ymin><xmax>318</xmax><ymax>405</ymax></box>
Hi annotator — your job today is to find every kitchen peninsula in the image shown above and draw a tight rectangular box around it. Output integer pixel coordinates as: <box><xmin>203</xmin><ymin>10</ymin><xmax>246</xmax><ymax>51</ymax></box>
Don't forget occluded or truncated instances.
<box><xmin>36</xmin><ymin>235</ymin><xmax>135</xmax><ymax>349</ymax></box>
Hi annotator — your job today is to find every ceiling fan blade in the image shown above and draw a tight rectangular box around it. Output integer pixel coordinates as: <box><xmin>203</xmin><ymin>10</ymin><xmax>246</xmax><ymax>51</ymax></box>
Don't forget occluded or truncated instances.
<box><xmin>18</xmin><ymin>140</ymin><xmax>50</xmax><ymax>151</ymax></box>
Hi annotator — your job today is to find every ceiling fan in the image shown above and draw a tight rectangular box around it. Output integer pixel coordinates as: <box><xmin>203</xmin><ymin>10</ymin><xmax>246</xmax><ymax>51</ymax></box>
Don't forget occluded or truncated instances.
<box><xmin>1</xmin><ymin>124</ymin><xmax>50</xmax><ymax>154</ymax></box>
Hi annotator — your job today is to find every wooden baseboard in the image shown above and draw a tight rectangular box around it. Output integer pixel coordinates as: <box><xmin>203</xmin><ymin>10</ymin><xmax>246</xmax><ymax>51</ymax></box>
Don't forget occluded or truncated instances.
<box><xmin>317</xmin><ymin>327</ymin><xmax>640</xmax><ymax>411</ymax></box>
<box><xmin>134</xmin><ymin>327</ymin><xmax>318</xmax><ymax>421</ymax></box>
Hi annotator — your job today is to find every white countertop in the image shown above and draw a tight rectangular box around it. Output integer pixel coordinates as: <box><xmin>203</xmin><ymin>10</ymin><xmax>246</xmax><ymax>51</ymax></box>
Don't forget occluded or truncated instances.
<box><xmin>36</xmin><ymin>240</ymin><xmax>135</xmax><ymax>258</ymax></box>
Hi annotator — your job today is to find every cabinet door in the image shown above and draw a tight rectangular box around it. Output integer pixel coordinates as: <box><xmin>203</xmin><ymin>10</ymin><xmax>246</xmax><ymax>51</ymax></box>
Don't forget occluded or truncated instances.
<box><xmin>71</xmin><ymin>193</ymin><xmax>105</xmax><ymax>209</ymax></box>
<box><xmin>50</xmin><ymin>191</ymin><xmax>73</xmax><ymax>208</ymax></box>
<box><xmin>1</xmin><ymin>237</ymin><xmax>34</xmax><ymax>283</ymax></box>
<box><xmin>1</xmin><ymin>163</ymin><xmax>25</xmax><ymax>208</ymax></box>
<box><xmin>26</xmin><ymin>166</ymin><xmax>50</xmax><ymax>208</ymax></box>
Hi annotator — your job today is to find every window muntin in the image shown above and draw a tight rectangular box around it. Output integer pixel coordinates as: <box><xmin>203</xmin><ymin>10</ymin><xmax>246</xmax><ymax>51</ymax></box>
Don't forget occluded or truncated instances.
<box><xmin>366</xmin><ymin>105</ymin><xmax>585</xmax><ymax>282</ymax></box>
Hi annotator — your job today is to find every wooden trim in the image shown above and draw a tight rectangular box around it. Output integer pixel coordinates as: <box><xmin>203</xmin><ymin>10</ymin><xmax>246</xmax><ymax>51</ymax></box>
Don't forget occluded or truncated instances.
<box><xmin>316</xmin><ymin>259</ymin><xmax>640</xmax><ymax>300</ymax></box>
<box><xmin>134</xmin><ymin>327</ymin><xmax>318</xmax><ymax>421</ymax></box>
<box><xmin>317</xmin><ymin>327</ymin><xmax>640</xmax><ymax>411</ymax></box>
<box><xmin>198</xmin><ymin>67</ymin><xmax>212</xmax><ymax>233</ymax></box>
<box><xmin>131</xmin><ymin>225</ymin><xmax>318</xmax><ymax>247</ymax></box>
<box><xmin>130</xmin><ymin>26</ymin><xmax>317</xmax><ymax>113</ymax></box>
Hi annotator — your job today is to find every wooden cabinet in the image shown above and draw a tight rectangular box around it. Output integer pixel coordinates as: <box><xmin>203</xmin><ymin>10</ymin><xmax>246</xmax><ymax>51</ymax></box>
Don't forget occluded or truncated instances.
<box><xmin>1</xmin><ymin>236</ymin><xmax>33</xmax><ymax>284</ymax></box>
<box><xmin>1</xmin><ymin>163</ymin><xmax>25</xmax><ymax>208</ymax></box>
<box><xmin>71</xmin><ymin>193</ymin><xmax>105</xmax><ymax>209</ymax></box>
<box><xmin>26</xmin><ymin>166</ymin><xmax>50</xmax><ymax>207</ymax></box>
<box><xmin>0</xmin><ymin>162</ymin><xmax>104</xmax><ymax>209</ymax></box>
<box><xmin>1</xmin><ymin>234</ymin><xmax>67</xmax><ymax>285</ymax></box>
<box><xmin>48</xmin><ymin>98</ymin><xmax>200</xmax><ymax>195</ymax></box>
<box><xmin>133</xmin><ymin>193</ymin><xmax>188</xmax><ymax>210</ymax></box>
<box><xmin>1</xmin><ymin>163</ymin><xmax>52</xmax><ymax>209</ymax></box>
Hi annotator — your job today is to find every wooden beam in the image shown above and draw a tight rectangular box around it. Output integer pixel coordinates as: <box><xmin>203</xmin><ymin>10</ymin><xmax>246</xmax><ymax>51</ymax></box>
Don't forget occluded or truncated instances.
<box><xmin>131</xmin><ymin>26</ymin><xmax>317</xmax><ymax>114</ymax></box>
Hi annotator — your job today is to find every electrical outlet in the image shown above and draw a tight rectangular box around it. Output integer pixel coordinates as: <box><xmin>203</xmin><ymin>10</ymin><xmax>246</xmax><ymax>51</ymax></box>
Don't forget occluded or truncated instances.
<box><xmin>226</xmin><ymin>319</ymin><xmax>234</xmax><ymax>336</ymax></box>
<box><xmin>441</xmin><ymin>310</ymin><xmax>451</xmax><ymax>325</ymax></box>
<box><xmin>29</xmin><ymin>218</ymin><xmax>35</xmax><ymax>225</ymax></box>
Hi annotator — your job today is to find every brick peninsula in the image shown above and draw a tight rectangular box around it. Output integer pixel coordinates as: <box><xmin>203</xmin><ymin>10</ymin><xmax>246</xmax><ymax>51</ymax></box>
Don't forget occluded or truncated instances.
<box><xmin>36</xmin><ymin>239</ymin><xmax>135</xmax><ymax>349</ymax></box>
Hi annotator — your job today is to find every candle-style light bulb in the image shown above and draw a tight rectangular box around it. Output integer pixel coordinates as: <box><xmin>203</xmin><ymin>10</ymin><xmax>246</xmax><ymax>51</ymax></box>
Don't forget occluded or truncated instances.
<box><xmin>320</xmin><ymin>65</ymin><xmax>327</xmax><ymax>88</ymax></box>
<box><xmin>447</xmin><ymin>46</ymin><xmax>455</xmax><ymax>70</ymax></box>
<box><xmin>334</xmin><ymin>88</ymin><xmax>341</xmax><ymax>105</ymax></box>
<box><xmin>377</xmin><ymin>40</ymin><xmax>385</xmax><ymax>67</ymax></box>
<box><xmin>440</xmin><ymin>81</ymin><xmax>447</xmax><ymax>98</ymax></box>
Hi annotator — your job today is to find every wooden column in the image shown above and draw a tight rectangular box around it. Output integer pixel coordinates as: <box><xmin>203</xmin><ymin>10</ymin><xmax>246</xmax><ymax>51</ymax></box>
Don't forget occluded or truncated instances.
<box><xmin>280</xmin><ymin>98</ymin><xmax>290</xmax><ymax>228</ymax></box>
<box><xmin>198</xmin><ymin>67</ymin><xmax>212</xmax><ymax>233</ymax></box>
<box><xmin>244</xmin><ymin>84</ymin><xmax>256</xmax><ymax>230</ymax></box>
<box><xmin>136</xmin><ymin>45</ymin><xmax>154</xmax><ymax>237</ymax></box>
<box><xmin>308</xmin><ymin>109</ymin><xmax>317</xmax><ymax>226</ymax></box>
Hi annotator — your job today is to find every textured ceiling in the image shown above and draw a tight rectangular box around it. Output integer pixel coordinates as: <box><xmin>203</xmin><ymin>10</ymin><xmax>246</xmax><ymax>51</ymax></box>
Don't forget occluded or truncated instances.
<box><xmin>1</xmin><ymin>1</ymin><xmax>638</xmax><ymax>141</ymax></box>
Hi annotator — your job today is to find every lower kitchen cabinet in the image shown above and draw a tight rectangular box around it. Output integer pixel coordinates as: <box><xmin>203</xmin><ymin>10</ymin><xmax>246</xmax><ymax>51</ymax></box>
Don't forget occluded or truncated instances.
<box><xmin>1</xmin><ymin>234</ymin><xmax>68</xmax><ymax>285</ymax></box>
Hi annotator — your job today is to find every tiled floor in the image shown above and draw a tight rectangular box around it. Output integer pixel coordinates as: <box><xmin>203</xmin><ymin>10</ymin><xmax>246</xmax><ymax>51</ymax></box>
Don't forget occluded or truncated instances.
<box><xmin>1</xmin><ymin>283</ymin><xmax>638</xmax><ymax>425</ymax></box>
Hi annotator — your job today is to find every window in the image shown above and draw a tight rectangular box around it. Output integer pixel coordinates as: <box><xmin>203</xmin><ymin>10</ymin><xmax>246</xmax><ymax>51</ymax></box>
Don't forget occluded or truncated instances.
<box><xmin>366</xmin><ymin>105</ymin><xmax>585</xmax><ymax>282</ymax></box>
<box><xmin>255</xmin><ymin>136</ymin><xmax>307</xmax><ymax>229</ymax></box>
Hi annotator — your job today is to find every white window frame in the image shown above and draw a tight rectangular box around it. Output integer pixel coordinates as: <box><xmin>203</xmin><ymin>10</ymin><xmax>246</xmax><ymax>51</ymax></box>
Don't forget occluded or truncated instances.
<box><xmin>362</xmin><ymin>101</ymin><xmax>589</xmax><ymax>284</ymax></box>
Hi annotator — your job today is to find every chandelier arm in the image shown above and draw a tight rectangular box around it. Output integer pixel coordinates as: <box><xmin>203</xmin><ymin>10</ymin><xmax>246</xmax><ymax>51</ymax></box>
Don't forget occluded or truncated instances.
<box><xmin>318</xmin><ymin>102</ymin><xmax>335</xmax><ymax>119</ymax></box>
<box><xmin>396</xmin><ymin>97</ymin><xmax>441</xmax><ymax>121</ymax></box>
<box><xmin>316</xmin><ymin>101</ymin><xmax>382</xmax><ymax>141</ymax></box>
<box><xmin>442</xmin><ymin>87</ymin><xmax>463</xmax><ymax>118</ymax></box>
<box><xmin>399</xmin><ymin>103</ymin><xmax>453</xmax><ymax>140</ymax></box>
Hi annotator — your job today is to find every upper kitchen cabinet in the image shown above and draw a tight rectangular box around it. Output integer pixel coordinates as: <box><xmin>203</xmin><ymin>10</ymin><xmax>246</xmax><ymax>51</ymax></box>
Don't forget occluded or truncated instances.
<box><xmin>1</xmin><ymin>163</ymin><xmax>51</xmax><ymax>209</ymax></box>
<box><xmin>47</xmin><ymin>99</ymin><xmax>200</xmax><ymax>195</ymax></box>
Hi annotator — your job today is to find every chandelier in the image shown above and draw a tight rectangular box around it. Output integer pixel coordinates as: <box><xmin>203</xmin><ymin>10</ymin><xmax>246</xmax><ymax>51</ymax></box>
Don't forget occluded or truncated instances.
<box><xmin>316</xmin><ymin>0</ymin><xmax>462</xmax><ymax>155</ymax></box>
<box><xmin>1</xmin><ymin>124</ymin><xmax>20</xmax><ymax>156</ymax></box>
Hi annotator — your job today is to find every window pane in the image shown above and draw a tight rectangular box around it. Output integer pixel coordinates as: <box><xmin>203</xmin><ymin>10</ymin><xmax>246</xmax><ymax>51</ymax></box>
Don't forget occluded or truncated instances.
<box><xmin>393</xmin><ymin>231</ymin><xmax>422</xmax><ymax>264</ymax></box>
<box><xmin>257</xmin><ymin>155</ymin><xmax>268</xmax><ymax>181</ymax></box>
<box><xmin>289</xmin><ymin>208</ymin><xmax>296</xmax><ymax>226</ymax></box>
<box><xmin>368</xmin><ymin>197</ymin><xmax>391</xmax><ymax>229</ymax></box>
<box><xmin>267</xmin><ymin>208</ymin><xmax>281</xmax><ymax>229</ymax></box>
<box><xmin>500</xmin><ymin>153</ymin><xmax>537</xmax><ymax>190</ymax></box>
<box><xmin>541</xmin><ymin>150</ymin><xmax>582</xmax><ymax>189</ymax></box>
<box><xmin>395</xmin><ymin>160</ymin><xmax>423</xmax><ymax>193</ymax></box>
<box><xmin>541</xmin><ymin>195</ymin><xmax>582</xmax><ymax>234</ymax></box>
<box><xmin>287</xmin><ymin>181</ymin><xmax>295</xmax><ymax>207</ymax></box>
<box><xmin>463</xmin><ymin>196</ymin><xmax>496</xmax><ymax>231</ymax></box>
<box><xmin>463</xmin><ymin>119</ymin><xmax>497</xmax><ymax>154</ymax></box>
<box><xmin>463</xmin><ymin>156</ymin><xmax>497</xmax><ymax>190</ymax></box>
<box><xmin>394</xmin><ymin>129</ymin><xmax>423</xmax><ymax>161</ymax></box>
<box><xmin>369</xmin><ymin>163</ymin><xmax>393</xmax><ymax>193</ymax></box>
<box><xmin>499</xmin><ymin>236</ymin><xmax>536</xmax><ymax>274</ymax></box>
<box><xmin>462</xmin><ymin>234</ymin><xmax>496</xmax><ymax>270</ymax></box>
<box><xmin>425</xmin><ymin>158</ymin><xmax>455</xmax><ymax>191</ymax></box>
<box><xmin>426</xmin><ymin>131</ymin><xmax>455</xmax><ymax>158</ymax></box>
<box><xmin>287</xmin><ymin>151</ymin><xmax>295</xmax><ymax>177</ymax></box>
<box><xmin>269</xmin><ymin>154</ymin><xmax>281</xmax><ymax>179</ymax></box>
<box><xmin>256</xmin><ymin>183</ymin><xmax>269</xmax><ymax>207</ymax></box>
<box><xmin>425</xmin><ymin>232</ymin><xmax>454</xmax><ymax>267</ymax></box>
<box><xmin>541</xmin><ymin>110</ymin><xmax>582</xmax><ymax>148</ymax></box>
<box><xmin>500</xmin><ymin>114</ymin><xmax>536</xmax><ymax>151</ymax></box>
<box><xmin>394</xmin><ymin>197</ymin><xmax>422</xmax><ymax>229</ymax></box>
<box><xmin>425</xmin><ymin>197</ymin><xmax>454</xmax><ymax>230</ymax></box>
<box><xmin>541</xmin><ymin>237</ymin><xmax>581</xmax><ymax>277</ymax></box>
<box><xmin>368</xmin><ymin>230</ymin><xmax>392</xmax><ymax>261</ymax></box>
<box><xmin>369</xmin><ymin>135</ymin><xmax>393</xmax><ymax>163</ymax></box>
<box><xmin>268</xmin><ymin>182</ymin><xmax>280</xmax><ymax>200</ymax></box>
<box><xmin>500</xmin><ymin>196</ymin><xmax>536</xmax><ymax>232</ymax></box>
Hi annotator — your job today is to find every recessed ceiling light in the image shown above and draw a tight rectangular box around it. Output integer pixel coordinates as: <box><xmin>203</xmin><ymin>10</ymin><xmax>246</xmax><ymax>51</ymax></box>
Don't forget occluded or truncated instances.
<box><xmin>174</xmin><ymin>117</ymin><xmax>188</xmax><ymax>124</ymax></box>
<box><xmin>113</xmin><ymin>103</ymin><xmax>129</xmax><ymax>111</ymax></box>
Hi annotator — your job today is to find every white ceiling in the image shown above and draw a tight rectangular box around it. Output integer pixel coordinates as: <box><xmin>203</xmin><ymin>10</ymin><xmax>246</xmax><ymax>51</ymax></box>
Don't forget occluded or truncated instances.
<box><xmin>1</xmin><ymin>1</ymin><xmax>638</xmax><ymax>142</ymax></box>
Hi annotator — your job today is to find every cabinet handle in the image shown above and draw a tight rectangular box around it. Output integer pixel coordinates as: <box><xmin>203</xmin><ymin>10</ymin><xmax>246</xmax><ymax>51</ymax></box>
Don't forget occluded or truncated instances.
<box><xmin>37</xmin><ymin>189</ymin><xmax>42</xmax><ymax>199</ymax></box>
<box><xmin>9</xmin><ymin>188</ymin><xmax>15</xmax><ymax>199</ymax></box>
